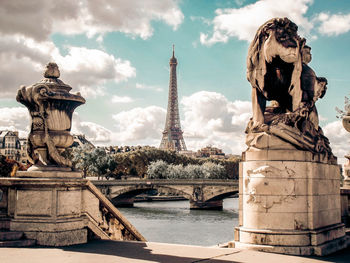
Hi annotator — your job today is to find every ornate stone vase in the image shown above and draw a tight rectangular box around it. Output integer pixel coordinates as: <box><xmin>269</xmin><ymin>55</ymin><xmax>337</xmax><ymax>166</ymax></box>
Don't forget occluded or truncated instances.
<box><xmin>16</xmin><ymin>62</ymin><xmax>85</xmax><ymax>171</ymax></box>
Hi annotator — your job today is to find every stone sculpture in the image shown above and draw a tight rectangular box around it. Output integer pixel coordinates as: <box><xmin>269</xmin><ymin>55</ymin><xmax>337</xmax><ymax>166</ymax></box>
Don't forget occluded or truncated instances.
<box><xmin>246</xmin><ymin>17</ymin><xmax>333</xmax><ymax>159</ymax></box>
<box><xmin>234</xmin><ymin>18</ymin><xmax>347</xmax><ymax>256</ymax></box>
<box><xmin>16</xmin><ymin>62</ymin><xmax>85</xmax><ymax>171</ymax></box>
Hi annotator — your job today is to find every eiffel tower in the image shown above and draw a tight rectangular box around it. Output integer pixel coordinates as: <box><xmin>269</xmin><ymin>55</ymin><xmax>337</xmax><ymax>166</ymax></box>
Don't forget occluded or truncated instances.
<box><xmin>159</xmin><ymin>45</ymin><xmax>187</xmax><ymax>151</ymax></box>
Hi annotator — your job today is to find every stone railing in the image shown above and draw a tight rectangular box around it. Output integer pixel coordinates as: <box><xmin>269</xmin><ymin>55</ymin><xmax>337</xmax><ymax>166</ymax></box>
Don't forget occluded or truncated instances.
<box><xmin>84</xmin><ymin>180</ymin><xmax>145</xmax><ymax>241</ymax></box>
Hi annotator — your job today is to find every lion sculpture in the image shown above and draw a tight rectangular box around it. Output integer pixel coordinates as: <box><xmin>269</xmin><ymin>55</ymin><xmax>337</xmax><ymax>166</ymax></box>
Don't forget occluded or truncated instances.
<box><xmin>245</xmin><ymin>17</ymin><xmax>333</xmax><ymax>157</ymax></box>
<box><xmin>247</xmin><ymin>17</ymin><xmax>304</xmax><ymax>129</ymax></box>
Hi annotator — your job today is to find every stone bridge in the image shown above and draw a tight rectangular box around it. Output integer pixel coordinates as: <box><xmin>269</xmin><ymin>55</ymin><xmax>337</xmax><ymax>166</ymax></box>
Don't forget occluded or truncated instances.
<box><xmin>92</xmin><ymin>179</ymin><xmax>239</xmax><ymax>210</ymax></box>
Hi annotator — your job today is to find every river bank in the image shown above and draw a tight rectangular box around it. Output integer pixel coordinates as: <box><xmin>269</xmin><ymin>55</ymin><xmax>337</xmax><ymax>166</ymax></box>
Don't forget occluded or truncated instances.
<box><xmin>134</xmin><ymin>196</ymin><xmax>188</xmax><ymax>202</ymax></box>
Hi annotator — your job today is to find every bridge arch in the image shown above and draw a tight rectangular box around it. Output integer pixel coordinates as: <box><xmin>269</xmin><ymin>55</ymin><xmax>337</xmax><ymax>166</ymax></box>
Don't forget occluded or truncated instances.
<box><xmin>93</xmin><ymin>179</ymin><xmax>239</xmax><ymax>210</ymax></box>
<box><xmin>109</xmin><ymin>185</ymin><xmax>193</xmax><ymax>206</ymax></box>
<box><xmin>205</xmin><ymin>190</ymin><xmax>239</xmax><ymax>202</ymax></box>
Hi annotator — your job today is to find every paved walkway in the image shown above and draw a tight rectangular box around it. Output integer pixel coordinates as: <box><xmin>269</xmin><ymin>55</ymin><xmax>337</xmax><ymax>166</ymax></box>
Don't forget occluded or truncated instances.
<box><xmin>1</xmin><ymin>240</ymin><xmax>350</xmax><ymax>263</ymax></box>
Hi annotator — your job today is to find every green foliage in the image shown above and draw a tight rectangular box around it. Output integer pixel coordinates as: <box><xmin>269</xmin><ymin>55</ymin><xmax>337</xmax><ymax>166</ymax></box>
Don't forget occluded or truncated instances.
<box><xmin>71</xmin><ymin>146</ymin><xmax>117</xmax><ymax>179</ymax></box>
<box><xmin>147</xmin><ymin>160</ymin><xmax>228</xmax><ymax>180</ymax></box>
<box><xmin>113</xmin><ymin>147</ymin><xmax>240</xmax><ymax>179</ymax></box>
<box><xmin>68</xmin><ymin>146</ymin><xmax>239</xmax><ymax>180</ymax></box>
<box><xmin>146</xmin><ymin>160</ymin><xmax>168</xmax><ymax>179</ymax></box>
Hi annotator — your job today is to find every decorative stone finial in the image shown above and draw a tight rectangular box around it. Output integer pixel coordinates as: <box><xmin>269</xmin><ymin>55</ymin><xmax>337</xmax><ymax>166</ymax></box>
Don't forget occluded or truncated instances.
<box><xmin>16</xmin><ymin>63</ymin><xmax>85</xmax><ymax>171</ymax></box>
<box><xmin>44</xmin><ymin>62</ymin><xmax>60</xmax><ymax>78</ymax></box>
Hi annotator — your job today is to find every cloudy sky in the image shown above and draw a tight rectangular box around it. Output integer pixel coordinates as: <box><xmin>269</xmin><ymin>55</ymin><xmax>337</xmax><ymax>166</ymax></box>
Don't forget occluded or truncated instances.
<box><xmin>1</xmin><ymin>0</ymin><xmax>350</xmax><ymax>161</ymax></box>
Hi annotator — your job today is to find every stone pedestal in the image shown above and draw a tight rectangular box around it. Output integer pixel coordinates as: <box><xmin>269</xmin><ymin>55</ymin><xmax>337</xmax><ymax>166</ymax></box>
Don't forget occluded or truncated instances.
<box><xmin>234</xmin><ymin>149</ymin><xmax>348</xmax><ymax>256</ymax></box>
<box><xmin>8</xmin><ymin>172</ymin><xmax>88</xmax><ymax>246</ymax></box>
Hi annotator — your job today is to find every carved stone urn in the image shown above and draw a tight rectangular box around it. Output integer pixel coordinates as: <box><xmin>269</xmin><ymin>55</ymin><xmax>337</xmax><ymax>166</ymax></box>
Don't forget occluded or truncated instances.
<box><xmin>16</xmin><ymin>62</ymin><xmax>85</xmax><ymax>172</ymax></box>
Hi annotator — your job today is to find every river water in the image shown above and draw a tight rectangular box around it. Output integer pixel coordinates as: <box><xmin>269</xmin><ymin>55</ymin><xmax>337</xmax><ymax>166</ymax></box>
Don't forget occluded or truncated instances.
<box><xmin>119</xmin><ymin>198</ymin><xmax>239</xmax><ymax>246</ymax></box>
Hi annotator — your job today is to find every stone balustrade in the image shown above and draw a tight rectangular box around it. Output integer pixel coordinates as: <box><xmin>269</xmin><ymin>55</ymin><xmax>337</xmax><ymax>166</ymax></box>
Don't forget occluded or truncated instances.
<box><xmin>0</xmin><ymin>178</ymin><xmax>145</xmax><ymax>246</ymax></box>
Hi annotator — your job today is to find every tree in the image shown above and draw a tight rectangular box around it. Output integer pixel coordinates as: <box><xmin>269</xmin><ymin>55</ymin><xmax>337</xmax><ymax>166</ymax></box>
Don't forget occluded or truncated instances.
<box><xmin>202</xmin><ymin>162</ymin><xmax>226</xmax><ymax>179</ymax></box>
<box><xmin>146</xmin><ymin>160</ymin><xmax>228</xmax><ymax>180</ymax></box>
<box><xmin>185</xmin><ymin>164</ymin><xmax>204</xmax><ymax>179</ymax></box>
<box><xmin>147</xmin><ymin>160</ymin><xmax>168</xmax><ymax>179</ymax></box>
<box><xmin>167</xmin><ymin>164</ymin><xmax>185</xmax><ymax>179</ymax></box>
<box><xmin>72</xmin><ymin>146</ymin><xmax>118</xmax><ymax>180</ymax></box>
<box><xmin>72</xmin><ymin>145</ymin><xmax>94</xmax><ymax>178</ymax></box>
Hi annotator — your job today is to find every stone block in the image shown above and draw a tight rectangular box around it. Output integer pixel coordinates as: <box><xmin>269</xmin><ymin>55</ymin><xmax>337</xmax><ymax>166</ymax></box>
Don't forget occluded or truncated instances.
<box><xmin>237</xmin><ymin>149</ymin><xmax>346</xmax><ymax>255</ymax></box>
<box><xmin>310</xmin><ymin>223</ymin><xmax>346</xmax><ymax>245</ymax></box>
<box><xmin>243</xmin><ymin>210</ymin><xmax>308</xmax><ymax>230</ymax></box>
<box><xmin>238</xmin><ymin>228</ymin><xmax>311</xmax><ymax>246</ymax></box>
<box><xmin>25</xmin><ymin>229</ymin><xmax>87</xmax><ymax>246</ymax></box>
<box><xmin>16</xmin><ymin>190</ymin><xmax>52</xmax><ymax>217</ymax></box>
<box><xmin>10</xmin><ymin>218</ymin><xmax>86</xmax><ymax>232</ymax></box>
<box><xmin>16</xmin><ymin>171</ymin><xmax>82</xmax><ymax>178</ymax></box>
<box><xmin>244</xmin><ymin>149</ymin><xmax>333</xmax><ymax>164</ymax></box>
<box><xmin>57</xmin><ymin>189</ymin><xmax>81</xmax><ymax>217</ymax></box>
<box><xmin>243</xmin><ymin>160</ymin><xmax>309</xmax><ymax>179</ymax></box>
<box><xmin>242</xmin><ymin>194</ymin><xmax>307</xmax><ymax>213</ymax></box>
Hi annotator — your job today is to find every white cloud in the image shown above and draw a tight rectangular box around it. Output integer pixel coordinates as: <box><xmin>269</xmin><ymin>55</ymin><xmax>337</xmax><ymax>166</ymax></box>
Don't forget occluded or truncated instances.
<box><xmin>0</xmin><ymin>0</ymin><xmax>184</xmax><ymax>41</ymax></box>
<box><xmin>181</xmin><ymin>91</ymin><xmax>251</xmax><ymax>154</ymax></box>
<box><xmin>112</xmin><ymin>106</ymin><xmax>166</xmax><ymax>144</ymax></box>
<box><xmin>0</xmin><ymin>0</ymin><xmax>183</xmax><ymax>99</ymax></box>
<box><xmin>317</xmin><ymin>12</ymin><xmax>350</xmax><ymax>36</ymax></box>
<box><xmin>56</xmin><ymin>46</ymin><xmax>136</xmax><ymax>96</ymax></box>
<box><xmin>0</xmin><ymin>107</ymin><xmax>30</xmax><ymax>137</ymax></box>
<box><xmin>323</xmin><ymin>121</ymin><xmax>350</xmax><ymax>165</ymax></box>
<box><xmin>200</xmin><ymin>0</ymin><xmax>313</xmax><ymax>45</ymax></box>
<box><xmin>108</xmin><ymin>91</ymin><xmax>251</xmax><ymax>153</ymax></box>
<box><xmin>0</xmin><ymin>35</ymin><xmax>136</xmax><ymax>98</ymax></box>
<box><xmin>71</xmin><ymin>113</ymin><xmax>112</xmax><ymax>144</ymax></box>
<box><xmin>111</xmin><ymin>96</ymin><xmax>135</xmax><ymax>104</ymax></box>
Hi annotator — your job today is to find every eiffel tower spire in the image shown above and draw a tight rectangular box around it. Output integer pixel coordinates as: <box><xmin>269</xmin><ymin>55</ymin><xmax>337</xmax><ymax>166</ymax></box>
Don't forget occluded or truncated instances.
<box><xmin>159</xmin><ymin>45</ymin><xmax>187</xmax><ymax>151</ymax></box>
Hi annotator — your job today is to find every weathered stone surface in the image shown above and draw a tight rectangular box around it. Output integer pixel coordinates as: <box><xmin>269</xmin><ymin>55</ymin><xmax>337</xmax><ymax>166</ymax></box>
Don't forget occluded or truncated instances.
<box><xmin>16</xmin><ymin>170</ymin><xmax>82</xmax><ymax>178</ymax></box>
<box><xmin>16</xmin><ymin>62</ymin><xmax>85</xmax><ymax>172</ymax></box>
<box><xmin>236</xmin><ymin>148</ymin><xmax>346</xmax><ymax>255</ymax></box>
<box><xmin>25</xmin><ymin>229</ymin><xmax>87</xmax><ymax>246</ymax></box>
<box><xmin>16</xmin><ymin>190</ymin><xmax>52</xmax><ymax>216</ymax></box>
<box><xmin>1</xmin><ymin>176</ymin><xmax>145</xmax><ymax>246</ymax></box>
<box><xmin>245</xmin><ymin>17</ymin><xmax>333</xmax><ymax>159</ymax></box>
<box><xmin>57</xmin><ymin>190</ymin><xmax>81</xmax><ymax>217</ymax></box>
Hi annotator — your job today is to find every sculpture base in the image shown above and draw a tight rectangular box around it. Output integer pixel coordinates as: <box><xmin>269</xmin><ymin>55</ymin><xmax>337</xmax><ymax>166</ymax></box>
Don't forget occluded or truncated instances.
<box><xmin>16</xmin><ymin>170</ymin><xmax>82</xmax><ymax>179</ymax></box>
<box><xmin>234</xmin><ymin>224</ymin><xmax>348</xmax><ymax>256</ymax></box>
<box><xmin>7</xmin><ymin>174</ymin><xmax>87</xmax><ymax>246</ymax></box>
<box><xmin>28</xmin><ymin>165</ymin><xmax>72</xmax><ymax>172</ymax></box>
<box><xmin>236</xmin><ymin>147</ymin><xmax>348</xmax><ymax>255</ymax></box>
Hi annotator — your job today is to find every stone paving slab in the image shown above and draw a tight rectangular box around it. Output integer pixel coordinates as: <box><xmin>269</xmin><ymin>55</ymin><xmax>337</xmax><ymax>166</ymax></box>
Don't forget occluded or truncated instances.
<box><xmin>0</xmin><ymin>240</ymin><xmax>349</xmax><ymax>263</ymax></box>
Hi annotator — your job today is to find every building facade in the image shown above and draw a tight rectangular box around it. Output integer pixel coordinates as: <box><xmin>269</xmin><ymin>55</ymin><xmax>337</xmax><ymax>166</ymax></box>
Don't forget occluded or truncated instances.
<box><xmin>0</xmin><ymin>131</ymin><xmax>21</xmax><ymax>162</ymax></box>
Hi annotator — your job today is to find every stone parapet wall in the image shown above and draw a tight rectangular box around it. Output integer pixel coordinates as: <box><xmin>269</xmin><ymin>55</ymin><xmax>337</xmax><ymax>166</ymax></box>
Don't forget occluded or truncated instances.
<box><xmin>0</xmin><ymin>176</ymin><xmax>145</xmax><ymax>246</ymax></box>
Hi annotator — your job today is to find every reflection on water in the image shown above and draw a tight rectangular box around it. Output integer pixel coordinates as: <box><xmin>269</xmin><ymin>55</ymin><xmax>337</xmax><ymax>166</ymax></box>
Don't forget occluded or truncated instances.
<box><xmin>119</xmin><ymin>198</ymin><xmax>239</xmax><ymax>246</ymax></box>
